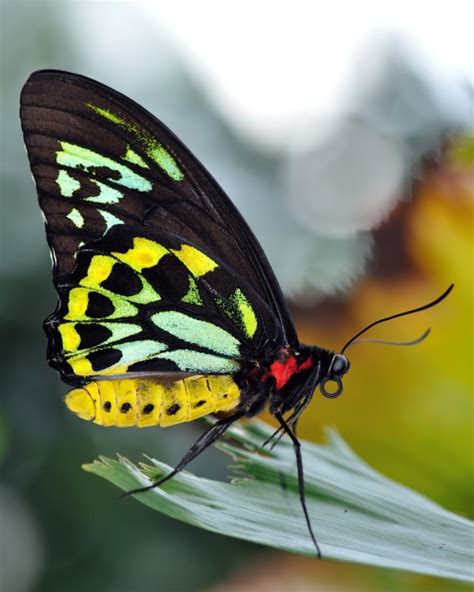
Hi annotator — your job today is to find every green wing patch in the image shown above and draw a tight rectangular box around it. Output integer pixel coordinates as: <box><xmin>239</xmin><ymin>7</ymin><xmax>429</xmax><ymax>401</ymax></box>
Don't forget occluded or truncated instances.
<box><xmin>85</xmin><ymin>102</ymin><xmax>184</xmax><ymax>181</ymax></box>
<box><xmin>56</xmin><ymin>141</ymin><xmax>153</xmax><ymax>193</ymax></box>
<box><xmin>21</xmin><ymin>95</ymin><xmax>188</xmax><ymax>278</ymax></box>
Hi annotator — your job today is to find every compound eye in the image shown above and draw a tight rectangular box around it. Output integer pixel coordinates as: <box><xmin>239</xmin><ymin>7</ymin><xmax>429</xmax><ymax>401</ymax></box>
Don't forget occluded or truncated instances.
<box><xmin>331</xmin><ymin>354</ymin><xmax>349</xmax><ymax>376</ymax></box>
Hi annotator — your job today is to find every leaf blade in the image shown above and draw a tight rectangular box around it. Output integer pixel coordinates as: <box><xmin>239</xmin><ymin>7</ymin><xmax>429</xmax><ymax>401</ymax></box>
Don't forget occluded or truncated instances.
<box><xmin>83</xmin><ymin>420</ymin><xmax>473</xmax><ymax>582</ymax></box>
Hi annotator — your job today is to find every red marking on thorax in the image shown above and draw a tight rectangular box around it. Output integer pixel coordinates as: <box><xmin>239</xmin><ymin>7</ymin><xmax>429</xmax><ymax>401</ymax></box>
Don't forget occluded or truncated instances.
<box><xmin>298</xmin><ymin>356</ymin><xmax>313</xmax><ymax>372</ymax></box>
<box><xmin>263</xmin><ymin>350</ymin><xmax>314</xmax><ymax>390</ymax></box>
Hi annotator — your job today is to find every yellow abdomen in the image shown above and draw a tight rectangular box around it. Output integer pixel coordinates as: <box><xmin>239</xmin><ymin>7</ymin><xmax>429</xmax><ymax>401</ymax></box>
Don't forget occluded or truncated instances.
<box><xmin>64</xmin><ymin>375</ymin><xmax>241</xmax><ymax>427</ymax></box>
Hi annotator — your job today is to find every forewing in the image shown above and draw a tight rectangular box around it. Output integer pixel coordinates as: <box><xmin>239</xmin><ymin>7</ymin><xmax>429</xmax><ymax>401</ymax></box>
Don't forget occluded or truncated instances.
<box><xmin>20</xmin><ymin>69</ymin><xmax>298</xmax><ymax>350</ymax></box>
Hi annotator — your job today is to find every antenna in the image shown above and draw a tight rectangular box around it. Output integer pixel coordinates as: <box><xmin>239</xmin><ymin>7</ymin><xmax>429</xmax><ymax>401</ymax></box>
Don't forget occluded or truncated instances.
<box><xmin>340</xmin><ymin>284</ymin><xmax>454</xmax><ymax>354</ymax></box>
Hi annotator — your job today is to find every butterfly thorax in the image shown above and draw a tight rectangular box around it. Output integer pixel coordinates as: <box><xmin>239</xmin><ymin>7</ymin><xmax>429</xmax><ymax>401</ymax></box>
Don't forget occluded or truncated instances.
<box><xmin>236</xmin><ymin>344</ymin><xmax>334</xmax><ymax>417</ymax></box>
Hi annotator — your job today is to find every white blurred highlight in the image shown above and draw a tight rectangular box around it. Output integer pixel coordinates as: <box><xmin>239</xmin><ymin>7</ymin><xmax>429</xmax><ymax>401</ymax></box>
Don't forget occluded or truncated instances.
<box><xmin>148</xmin><ymin>0</ymin><xmax>473</xmax><ymax>150</ymax></box>
<box><xmin>69</xmin><ymin>2</ymin><xmax>472</xmax><ymax>297</ymax></box>
<box><xmin>287</xmin><ymin>120</ymin><xmax>406</xmax><ymax>237</ymax></box>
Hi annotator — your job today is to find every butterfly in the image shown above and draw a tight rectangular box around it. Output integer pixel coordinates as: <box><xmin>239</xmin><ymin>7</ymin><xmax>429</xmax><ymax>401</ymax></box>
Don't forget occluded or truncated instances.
<box><xmin>20</xmin><ymin>70</ymin><xmax>453</xmax><ymax>558</ymax></box>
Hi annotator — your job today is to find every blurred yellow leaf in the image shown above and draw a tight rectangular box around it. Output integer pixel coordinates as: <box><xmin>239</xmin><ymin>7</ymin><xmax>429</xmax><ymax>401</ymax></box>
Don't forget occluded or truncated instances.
<box><xmin>290</xmin><ymin>150</ymin><xmax>473</xmax><ymax>517</ymax></box>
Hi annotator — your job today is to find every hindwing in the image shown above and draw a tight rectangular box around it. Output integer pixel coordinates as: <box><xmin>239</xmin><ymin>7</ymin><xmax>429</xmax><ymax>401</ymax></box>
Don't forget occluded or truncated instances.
<box><xmin>46</xmin><ymin>225</ymin><xmax>283</xmax><ymax>384</ymax></box>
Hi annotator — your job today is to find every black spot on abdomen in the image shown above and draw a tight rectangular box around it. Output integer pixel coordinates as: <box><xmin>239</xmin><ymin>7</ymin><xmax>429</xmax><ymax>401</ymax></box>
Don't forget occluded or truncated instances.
<box><xmin>166</xmin><ymin>403</ymin><xmax>180</xmax><ymax>415</ymax></box>
<box><xmin>143</xmin><ymin>403</ymin><xmax>154</xmax><ymax>414</ymax></box>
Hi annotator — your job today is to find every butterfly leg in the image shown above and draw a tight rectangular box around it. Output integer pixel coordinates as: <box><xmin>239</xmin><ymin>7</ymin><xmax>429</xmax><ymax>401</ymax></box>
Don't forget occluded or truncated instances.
<box><xmin>123</xmin><ymin>411</ymin><xmax>245</xmax><ymax>497</ymax></box>
<box><xmin>274</xmin><ymin>413</ymin><xmax>322</xmax><ymax>559</ymax></box>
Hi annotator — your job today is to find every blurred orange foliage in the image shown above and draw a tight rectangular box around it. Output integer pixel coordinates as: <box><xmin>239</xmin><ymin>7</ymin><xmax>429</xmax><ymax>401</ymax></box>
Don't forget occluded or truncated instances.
<box><xmin>276</xmin><ymin>138</ymin><xmax>473</xmax><ymax>517</ymax></box>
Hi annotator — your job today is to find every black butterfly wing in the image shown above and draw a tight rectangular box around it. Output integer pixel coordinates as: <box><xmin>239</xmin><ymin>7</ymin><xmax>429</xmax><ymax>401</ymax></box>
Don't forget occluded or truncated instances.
<box><xmin>20</xmin><ymin>70</ymin><xmax>298</xmax><ymax>351</ymax></box>
<box><xmin>21</xmin><ymin>70</ymin><xmax>301</xmax><ymax>385</ymax></box>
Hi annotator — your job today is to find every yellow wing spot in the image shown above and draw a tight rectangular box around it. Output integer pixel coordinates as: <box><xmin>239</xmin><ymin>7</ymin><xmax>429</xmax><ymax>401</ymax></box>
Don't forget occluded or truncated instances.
<box><xmin>81</xmin><ymin>255</ymin><xmax>115</xmax><ymax>288</ymax></box>
<box><xmin>171</xmin><ymin>244</ymin><xmax>218</xmax><ymax>277</ymax></box>
<box><xmin>97</xmin><ymin>364</ymin><xmax>130</xmax><ymax>376</ymax></box>
<box><xmin>123</xmin><ymin>146</ymin><xmax>149</xmax><ymax>169</ymax></box>
<box><xmin>65</xmin><ymin>287</ymin><xmax>89</xmax><ymax>320</ymax></box>
<box><xmin>240</xmin><ymin>302</ymin><xmax>257</xmax><ymax>338</ymax></box>
<box><xmin>234</xmin><ymin>289</ymin><xmax>258</xmax><ymax>338</ymax></box>
<box><xmin>68</xmin><ymin>357</ymin><xmax>94</xmax><ymax>376</ymax></box>
<box><xmin>58</xmin><ymin>323</ymin><xmax>81</xmax><ymax>352</ymax></box>
<box><xmin>112</xmin><ymin>237</ymin><xmax>168</xmax><ymax>271</ymax></box>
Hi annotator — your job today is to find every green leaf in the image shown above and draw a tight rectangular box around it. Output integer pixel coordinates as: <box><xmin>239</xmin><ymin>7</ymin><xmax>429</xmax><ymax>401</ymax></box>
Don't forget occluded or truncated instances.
<box><xmin>83</xmin><ymin>420</ymin><xmax>473</xmax><ymax>582</ymax></box>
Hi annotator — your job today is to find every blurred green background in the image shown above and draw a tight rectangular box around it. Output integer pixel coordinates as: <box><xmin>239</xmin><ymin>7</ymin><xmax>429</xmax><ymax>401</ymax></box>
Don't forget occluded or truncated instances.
<box><xmin>0</xmin><ymin>2</ymin><xmax>472</xmax><ymax>591</ymax></box>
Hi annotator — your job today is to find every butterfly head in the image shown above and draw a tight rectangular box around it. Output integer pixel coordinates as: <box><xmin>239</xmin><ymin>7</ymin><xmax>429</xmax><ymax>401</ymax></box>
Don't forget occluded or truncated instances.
<box><xmin>317</xmin><ymin>285</ymin><xmax>455</xmax><ymax>400</ymax></box>
<box><xmin>319</xmin><ymin>353</ymin><xmax>350</xmax><ymax>399</ymax></box>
